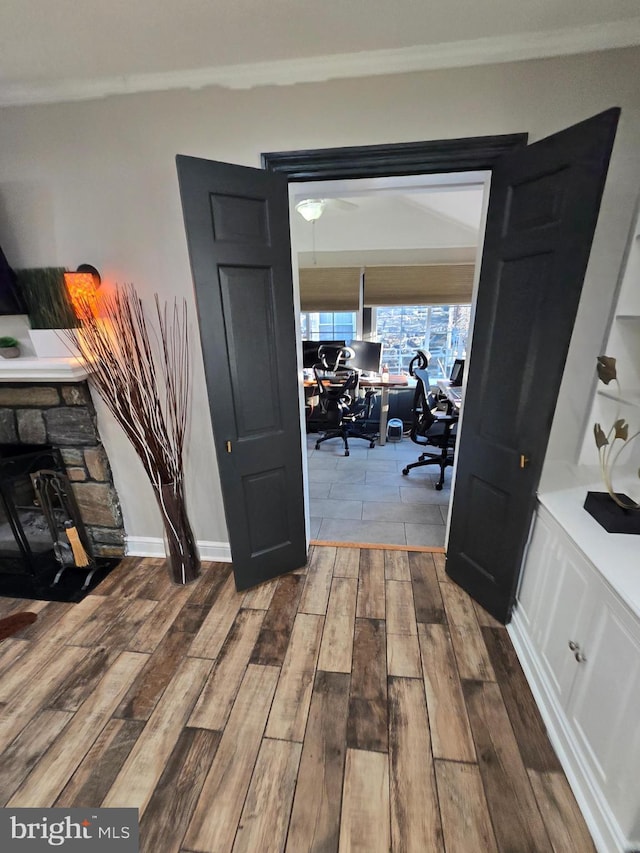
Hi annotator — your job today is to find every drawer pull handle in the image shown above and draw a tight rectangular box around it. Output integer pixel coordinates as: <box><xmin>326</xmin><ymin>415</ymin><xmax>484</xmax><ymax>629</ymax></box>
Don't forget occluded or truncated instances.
<box><xmin>568</xmin><ymin>641</ymin><xmax>586</xmax><ymax>663</ymax></box>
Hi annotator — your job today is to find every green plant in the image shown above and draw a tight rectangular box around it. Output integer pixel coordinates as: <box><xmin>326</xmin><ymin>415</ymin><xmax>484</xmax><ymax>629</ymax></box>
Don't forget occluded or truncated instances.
<box><xmin>0</xmin><ymin>336</ymin><xmax>18</xmax><ymax>348</ymax></box>
<box><xmin>14</xmin><ymin>267</ymin><xmax>78</xmax><ymax>329</ymax></box>
<box><xmin>593</xmin><ymin>355</ymin><xmax>640</xmax><ymax>510</ymax></box>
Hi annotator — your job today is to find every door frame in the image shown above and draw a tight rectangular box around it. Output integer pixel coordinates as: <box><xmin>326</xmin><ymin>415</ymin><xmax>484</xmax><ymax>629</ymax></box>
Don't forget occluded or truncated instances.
<box><xmin>262</xmin><ymin>134</ymin><xmax>528</xmax><ymax>180</ymax></box>
<box><xmin>262</xmin><ymin>132</ymin><xmax>528</xmax><ymax>546</ymax></box>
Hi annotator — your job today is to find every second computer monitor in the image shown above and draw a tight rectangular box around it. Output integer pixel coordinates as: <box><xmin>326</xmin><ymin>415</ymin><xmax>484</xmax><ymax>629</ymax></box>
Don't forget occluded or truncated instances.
<box><xmin>449</xmin><ymin>358</ymin><xmax>465</xmax><ymax>387</ymax></box>
<box><xmin>347</xmin><ymin>340</ymin><xmax>383</xmax><ymax>374</ymax></box>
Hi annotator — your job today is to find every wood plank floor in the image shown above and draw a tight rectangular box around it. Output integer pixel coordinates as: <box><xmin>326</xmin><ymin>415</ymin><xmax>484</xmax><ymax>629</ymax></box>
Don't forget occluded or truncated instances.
<box><xmin>0</xmin><ymin>549</ymin><xmax>596</xmax><ymax>853</ymax></box>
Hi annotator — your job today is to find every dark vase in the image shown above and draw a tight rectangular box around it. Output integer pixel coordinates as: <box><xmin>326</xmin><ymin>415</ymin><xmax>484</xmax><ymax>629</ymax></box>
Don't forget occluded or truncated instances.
<box><xmin>156</xmin><ymin>481</ymin><xmax>201</xmax><ymax>584</ymax></box>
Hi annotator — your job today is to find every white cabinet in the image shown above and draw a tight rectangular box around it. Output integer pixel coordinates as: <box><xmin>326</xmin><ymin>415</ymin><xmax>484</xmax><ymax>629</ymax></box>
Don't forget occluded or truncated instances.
<box><xmin>517</xmin><ymin>190</ymin><xmax>640</xmax><ymax>851</ymax></box>
<box><xmin>567</xmin><ymin>593</ymin><xmax>640</xmax><ymax>848</ymax></box>
<box><xmin>519</xmin><ymin>513</ymin><xmax>598</xmax><ymax>705</ymax></box>
<box><xmin>511</xmin><ymin>504</ymin><xmax>640</xmax><ymax>853</ymax></box>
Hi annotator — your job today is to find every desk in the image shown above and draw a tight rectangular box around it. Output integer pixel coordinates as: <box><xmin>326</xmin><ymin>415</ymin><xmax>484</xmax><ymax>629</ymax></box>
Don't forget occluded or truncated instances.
<box><xmin>360</xmin><ymin>374</ymin><xmax>411</xmax><ymax>445</ymax></box>
<box><xmin>304</xmin><ymin>374</ymin><xmax>412</xmax><ymax>446</ymax></box>
<box><xmin>437</xmin><ymin>378</ymin><xmax>463</xmax><ymax>412</ymax></box>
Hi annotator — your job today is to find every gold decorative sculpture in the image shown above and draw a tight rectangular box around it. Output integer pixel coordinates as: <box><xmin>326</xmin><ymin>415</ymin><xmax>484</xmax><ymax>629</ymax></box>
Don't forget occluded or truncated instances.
<box><xmin>593</xmin><ymin>355</ymin><xmax>640</xmax><ymax>512</ymax></box>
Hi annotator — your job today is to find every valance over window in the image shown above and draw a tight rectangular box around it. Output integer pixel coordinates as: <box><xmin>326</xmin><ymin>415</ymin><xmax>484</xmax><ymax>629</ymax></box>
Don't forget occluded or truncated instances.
<box><xmin>364</xmin><ymin>264</ymin><xmax>475</xmax><ymax>306</ymax></box>
<box><xmin>299</xmin><ymin>267</ymin><xmax>361</xmax><ymax>312</ymax></box>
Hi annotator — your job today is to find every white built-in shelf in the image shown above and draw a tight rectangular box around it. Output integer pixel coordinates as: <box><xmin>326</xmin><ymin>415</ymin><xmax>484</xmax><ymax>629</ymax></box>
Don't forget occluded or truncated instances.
<box><xmin>0</xmin><ymin>356</ymin><xmax>90</xmax><ymax>382</ymax></box>
<box><xmin>597</xmin><ymin>387</ymin><xmax>640</xmax><ymax>407</ymax></box>
<box><xmin>616</xmin><ymin>314</ymin><xmax>640</xmax><ymax>321</ymax></box>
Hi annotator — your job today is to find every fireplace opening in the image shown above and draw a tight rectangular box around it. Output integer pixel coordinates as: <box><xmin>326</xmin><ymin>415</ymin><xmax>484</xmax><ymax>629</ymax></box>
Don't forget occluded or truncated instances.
<box><xmin>0</xmin><ymin>444</ymin><xmax>118</xmax><ymax>601</ymax></box>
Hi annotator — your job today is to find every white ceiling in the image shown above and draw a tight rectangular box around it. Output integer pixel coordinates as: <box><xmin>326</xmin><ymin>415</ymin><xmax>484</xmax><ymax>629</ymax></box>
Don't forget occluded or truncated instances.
<box><xmin>402</xmin><ymin>190</ymin><xmax>484</xmax><ymax>232</ymax></box>
<box><xmin>289</xmin><ymin>174</ymin><xmax>486</xmax><ymax>268</ymax></box>
<box><xmin>1</xmin><ymin>1</ymin><xmax>639</xmax><ymax>105</ymax></box>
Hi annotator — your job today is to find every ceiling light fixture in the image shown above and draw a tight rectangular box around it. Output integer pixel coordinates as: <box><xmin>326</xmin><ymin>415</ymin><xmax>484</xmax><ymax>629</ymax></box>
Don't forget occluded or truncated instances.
<box><xmin>295</xmin><ymin>199</ymin><xmax>326</xmax><ymax>222</ymax></box>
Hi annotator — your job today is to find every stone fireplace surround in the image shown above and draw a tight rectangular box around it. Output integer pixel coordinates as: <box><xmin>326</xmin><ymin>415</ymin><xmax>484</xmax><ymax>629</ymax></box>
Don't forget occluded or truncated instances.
<box><xmin>0</xmin><ymin>361</ymin><xmax>125</xmax><ymax>560</ymax></box>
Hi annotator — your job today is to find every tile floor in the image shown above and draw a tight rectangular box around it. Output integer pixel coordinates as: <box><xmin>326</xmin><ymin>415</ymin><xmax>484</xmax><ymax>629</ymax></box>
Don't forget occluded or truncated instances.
<box><xmin>306</xmin><ymin>432</ymin><xmax>452</xmax><ymax>547</ymax></box>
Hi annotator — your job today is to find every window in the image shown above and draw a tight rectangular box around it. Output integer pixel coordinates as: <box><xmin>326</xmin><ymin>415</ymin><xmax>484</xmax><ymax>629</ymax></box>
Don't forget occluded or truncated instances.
<box><xmin>373</xmin><ymin>304</ymin><xmax>471</xmax><ymax>378</ymax></box>
<box><xmin>301</xmin><ymin>311</ymin><xmax>358</xmax><ymax>341</ymax></box>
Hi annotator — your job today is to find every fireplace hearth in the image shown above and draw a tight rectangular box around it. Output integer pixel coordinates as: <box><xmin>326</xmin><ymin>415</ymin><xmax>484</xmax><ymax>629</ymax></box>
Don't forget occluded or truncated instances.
<box><xmin>0</xmin><ymin>378</ymin><xmax>124</xmax><ymax>601</ymax></box>
<box><xmin>0</xmin><ymin>443</ymin><xmax>118</xmax><ymax>601</ymax></box>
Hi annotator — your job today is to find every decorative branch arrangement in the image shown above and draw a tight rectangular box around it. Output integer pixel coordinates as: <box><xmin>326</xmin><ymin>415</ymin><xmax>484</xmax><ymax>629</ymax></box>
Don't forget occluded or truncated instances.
<box><xmin>593</xmin><ymin>355</ymin><xmax>640</xmax><ymax>511</ymax></box>
<box><xmin>68</xmin><ymin>283</ymin><xmax>200</xmax><ymax>583</ymax></box>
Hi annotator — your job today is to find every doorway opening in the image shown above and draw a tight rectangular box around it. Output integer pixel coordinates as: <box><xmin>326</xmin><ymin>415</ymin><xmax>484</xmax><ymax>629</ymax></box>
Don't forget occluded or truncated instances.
<box><xmin>179</xmin><ymin>112</ymin><xmax>617</xmax><ymax>608</ymax></box>
<box><xmin>287</xmin><ymin>171</ymin><xmax>490</xmax><ymax>549</ymax></box>
<box><xmin>262</xmin><ymin>134</ymin><xmax>527</xmax><ymax>554</ymax></box>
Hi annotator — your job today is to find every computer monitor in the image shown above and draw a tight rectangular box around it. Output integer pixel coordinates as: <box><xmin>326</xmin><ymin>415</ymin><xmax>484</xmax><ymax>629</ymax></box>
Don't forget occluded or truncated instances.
<box><xmin>347</xmin><ymin>340</ymin><xmax>383</xmax><ymax>374</ymax></box>
<box><xmin>302</xmin><ymin>340</ymin><xmax>346</xmax><ymax>369</ymax></box>
<box><xmin>449</xmin><ymin>358</ymin><xmax>465</xmax><ymax>387</ymax></box>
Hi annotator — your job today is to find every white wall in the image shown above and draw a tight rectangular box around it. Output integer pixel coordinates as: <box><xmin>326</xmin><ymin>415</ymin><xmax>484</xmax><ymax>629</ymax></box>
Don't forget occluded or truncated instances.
<box><xmin>0</xmin><ymin>48</ymin><xmax>638</xmax><ymax>547</ymax></box>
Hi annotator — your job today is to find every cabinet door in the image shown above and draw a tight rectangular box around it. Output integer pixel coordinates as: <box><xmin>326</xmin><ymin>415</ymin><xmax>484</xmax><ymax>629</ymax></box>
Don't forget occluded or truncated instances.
<box><xmin>567</xmin><ymin>590</ymin><xmax>640</xmax><ymax>843</ymax></box>
<box><xmin>535</xmin><ymin>535</ymin><xmax>597</xmax><ymax>706</ymax></box>
<box><xmin>517</xmin><ymin>507</ymin><xmax>558</xmax><ymax>641</ymax></box>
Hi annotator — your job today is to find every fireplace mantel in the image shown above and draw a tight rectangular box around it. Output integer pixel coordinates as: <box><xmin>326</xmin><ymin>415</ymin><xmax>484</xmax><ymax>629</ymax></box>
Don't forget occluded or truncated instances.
<box><xmin>0</xmin><ymin>357</ymin><xmax>90</xmax><ymax>383</ymax></box>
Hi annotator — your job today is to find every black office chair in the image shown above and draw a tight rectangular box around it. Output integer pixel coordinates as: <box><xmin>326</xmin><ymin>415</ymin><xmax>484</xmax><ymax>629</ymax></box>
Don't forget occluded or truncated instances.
<box><xmin>313</xmin><ymin>348</ymin><xmax>378</xmax><ymax>456</ymax></box>
<box><xmin>402</xmin><ymin>366</ymin><xmax>458</xmax><ymax>489</ymax></box>
<box><xmin>408</xmin><ymin>349</ymin><xmax>429</xmax><ymax>374</ymax></box>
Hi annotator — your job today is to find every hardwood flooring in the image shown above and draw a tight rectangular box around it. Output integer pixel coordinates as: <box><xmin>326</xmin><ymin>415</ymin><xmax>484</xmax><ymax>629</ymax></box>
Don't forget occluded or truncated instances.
<box><xmin>0</xmin><ymin>549</ymin><xmax>595</xmax><ymax>852</ymax></box>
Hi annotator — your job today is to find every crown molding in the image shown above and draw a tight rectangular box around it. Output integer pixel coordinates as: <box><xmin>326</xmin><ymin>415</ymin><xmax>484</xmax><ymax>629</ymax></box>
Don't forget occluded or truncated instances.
<box><xmin>1</xmin><ymin>18</ymin><xmax>639</xmax><ymax>107</ymax></box>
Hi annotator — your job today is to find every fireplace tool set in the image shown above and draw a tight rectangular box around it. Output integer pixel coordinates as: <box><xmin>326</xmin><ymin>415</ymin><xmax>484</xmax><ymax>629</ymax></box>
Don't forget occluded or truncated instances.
<box><xmin>31</xmin><ymin>469</ymin><xmax>97</xmax><ymax>589</ymax></box>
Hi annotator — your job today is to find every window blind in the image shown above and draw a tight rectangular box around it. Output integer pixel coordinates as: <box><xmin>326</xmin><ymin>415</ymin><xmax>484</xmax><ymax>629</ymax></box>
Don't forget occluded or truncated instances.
<box><xmin>299</xmin><ymin>267</ymin><xmax>361</xmax><ymax>312</ymax></box>
<box><xmin>364</xmin><ymin>264</ymin><xmax>475</xmax><ymax>306</ymax></box>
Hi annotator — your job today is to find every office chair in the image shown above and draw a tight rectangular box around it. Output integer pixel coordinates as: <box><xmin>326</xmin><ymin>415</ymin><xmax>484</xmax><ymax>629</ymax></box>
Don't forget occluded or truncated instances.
<box><xmin>408</xmin><ymin>349</ymin><xmax>429</xmax><ymax>374</ymax></box>
<box><xmin>402</xmin><ymin>366</ymin><xmax>458</xmax><ymax>490</ymax></box>
<box><xmin>313</xmin><ymin>348</ymin><xmax>378</xmax><ymax>456</ymax></box>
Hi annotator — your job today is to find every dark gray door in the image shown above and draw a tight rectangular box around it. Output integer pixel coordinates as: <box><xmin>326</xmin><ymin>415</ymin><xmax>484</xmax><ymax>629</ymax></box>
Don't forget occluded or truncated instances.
<box><xmin>176</xmin><ymin>155</ymin><xmax>306</xmax><ymax>591</ymax></box>
<box><xmin>446</xmin><ymin>108</ymin><xmax>620</xmax><ymax>623</ymax></box>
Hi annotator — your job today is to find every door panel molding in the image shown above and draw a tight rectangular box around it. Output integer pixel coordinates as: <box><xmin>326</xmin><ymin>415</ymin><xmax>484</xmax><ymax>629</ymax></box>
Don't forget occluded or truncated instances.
<box><xmin>446</xmin><ymin>108</ymin><xmax>620</xmax><ymax>623</ymax></box>
<box><xmin>177</xmin><ymin>155</ymin><xmax>306</xmax><ymax>591</ymax></box>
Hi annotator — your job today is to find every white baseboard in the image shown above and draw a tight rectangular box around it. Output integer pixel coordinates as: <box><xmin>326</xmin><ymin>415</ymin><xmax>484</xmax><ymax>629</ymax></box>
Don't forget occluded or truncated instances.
<box><xmin>194</xmin><ymin>540</ymin><xmax>233</xmax><ymax>562</ymax></box>
<box><xmin>125</xmin><ymin>536</ymin><xmax>232</xmax><ymax>562</ymax></box>
<box><xmin>508</xmin><ymin>610</ymin><xmax>627</xmax><ymax>853</ymax></box>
